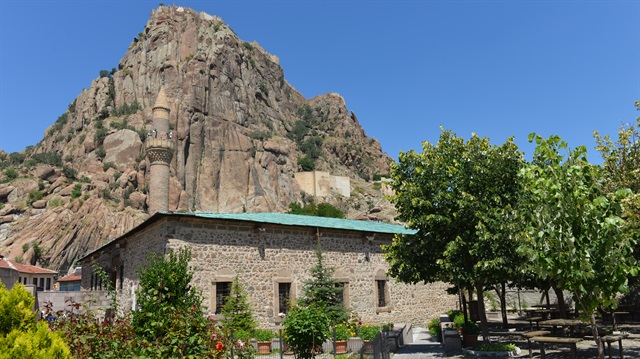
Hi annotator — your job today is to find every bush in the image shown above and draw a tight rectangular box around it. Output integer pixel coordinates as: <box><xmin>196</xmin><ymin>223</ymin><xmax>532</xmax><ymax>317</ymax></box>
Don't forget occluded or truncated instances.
<box><xmin>427</xmin><ymin>318</ymin><xmax>441</xmax><ymax>338</ymax></box>
<box><xmin>71</xmin><ymin>184</ymin><xmax>82</xmax><ymax>199</ymax></box>
<box><xmin>253</xmin><ymin>328</ymin><xmax>275</xmax><ymax>342</ymax></box>
<box><xmin>0</xmin><ymin>282</ymin><xmax>36</xmax><ymax>336</ymax></box>
<box><xmin>27</xmin><ymin>190</ymin><xmax>43</xmax><ymax>205</ymax></box>
<box><xmin>282</xmin><ymin>304</ymin><xmax>330</xmax><ymax>359</ymax></box>
<box><xmin>95</xmin><ymin>146</ymin><xmax>106</xmax><ymax>159</ymax></box>
<box><xmin>3</xmin><ymin>168</ymin><xmax>17</xmax><ymax>181</ymax></box>
<box><xmin>103</xmin><ymin>162</ymin><xmax>117</xmax><ymax>171</ymax></box>
<box><xmin>62</xmin><ymin>166</ymin><xmax>76</xmax><ymax>180</ymax></box>
<box><xmin>297</xmin><ymin>155</ymin><xmax>315</xmax><ymax>171</ymax></box>
<box><xmin>0</xmin><ymin>321</ymin><xmax>71</xmax><ymax>359</ymax></box>
<box><xmin>357</xmin><ymin>323</ymin><xmax>380</xmax><ymax>341</ymax></box>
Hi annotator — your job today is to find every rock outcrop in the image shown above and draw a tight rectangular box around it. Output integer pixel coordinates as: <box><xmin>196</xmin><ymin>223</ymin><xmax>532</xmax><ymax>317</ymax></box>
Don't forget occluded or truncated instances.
<box><xmin>0</xmin><ymin>5</ymin><xmax>394</xmax><ymax>271</ymax></box>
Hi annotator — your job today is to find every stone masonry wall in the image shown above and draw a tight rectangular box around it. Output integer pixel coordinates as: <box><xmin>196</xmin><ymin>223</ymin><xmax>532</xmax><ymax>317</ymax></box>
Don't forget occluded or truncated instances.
<box><xmin>165</xmin><ymin>217</ymin><xmax>455</xmax><ymax>328</ymax></box>
<box><xmin>83</xmin><ymin>216</ymin><xmax>457</xmax><ymax>328</ymax></box>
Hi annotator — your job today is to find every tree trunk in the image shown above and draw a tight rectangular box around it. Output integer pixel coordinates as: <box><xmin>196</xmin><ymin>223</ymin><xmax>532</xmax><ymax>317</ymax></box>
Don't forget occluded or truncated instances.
<box><xmin>461</xmin><ymin>290</ymin><xmax>468</xmax><ymax>323</ymax></box>
<box><xmin>552</xmin><ymin>285</ymin><xmax>567</xmax><ymax>319</ymax></box>
<box><xmin>590</xmin><ymin>310</ymin><xmax>605</xmax><ymax>358</ymax></box>
<box><xmin>497</xmin><ymin>283</ymin><xmax>509</xmax><ymax>328</ymax></box>
<box><xmin>476</xmin><ymin>281</ymin><xmax>490</xmax><ymax>342</ymax></box>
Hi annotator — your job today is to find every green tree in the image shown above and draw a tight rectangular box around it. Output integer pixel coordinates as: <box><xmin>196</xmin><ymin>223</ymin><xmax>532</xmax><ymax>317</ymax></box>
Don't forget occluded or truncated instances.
<box><xmin>221</xmin><ymin>276</ymin><xmax>257</xmax><ymax>333</ymax></box>
<box><xmin>288</xmin><ymin>202</ymin><xmax>344</xmax><ymax>218</ymax></box>
<box><xmin>282</xmin><ymin>304</ymin><xmax>330</xmax><ymax>359</ymax></box>
<box><xmin>518</xmin><ymin>134</ymin><xmax>638</xmax><ymax>359</ymax></box>
<box><xmin>384</xmin><ymin>128</ymin><xmax>524</xmax><ymax>340</ymax></box>
<box><xmin>299</xmin><ymin>249</ymin><xmax>348</xmax><ymax>325</ymax></box>
<box><xmin>595</xmin><ymin>101</ymin><xmax>640</xmax><ymax>304</ymax></box>
<box><xmin>0</xmin><ymin>282</ymin><xmax>71</xmax><ymax>358</ymax></box>
<box><xmin>132</xmin><ymin>248</ymin><xmax>211</xmax><ymax>356</ymax></box>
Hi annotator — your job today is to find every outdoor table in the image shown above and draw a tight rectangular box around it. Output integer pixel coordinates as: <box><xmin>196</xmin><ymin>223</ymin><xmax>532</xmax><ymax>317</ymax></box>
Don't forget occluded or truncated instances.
<box><xmin>539</xmin><ymin>319</ymin><xmax>589</xmax><ymax>337</ymax></box>
<box><xmin>535</xmin><ymin>309</ymin><xmax>556</xmax><ymax>320</ymax></box>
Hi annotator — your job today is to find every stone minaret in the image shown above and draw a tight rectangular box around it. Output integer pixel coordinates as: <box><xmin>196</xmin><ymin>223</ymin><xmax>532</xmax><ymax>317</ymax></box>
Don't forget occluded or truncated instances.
<box><xmin>145</xmin><ymin>87</ymin><xmax>174</xmax><ymax>215</ymax></box>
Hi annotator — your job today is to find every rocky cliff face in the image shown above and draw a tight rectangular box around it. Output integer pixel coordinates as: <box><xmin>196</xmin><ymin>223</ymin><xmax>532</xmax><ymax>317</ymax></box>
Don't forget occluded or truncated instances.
<box><xmin>0</xmin><ymin>5</ymin><xmax>394</xmax><ymax>272</ymax></box>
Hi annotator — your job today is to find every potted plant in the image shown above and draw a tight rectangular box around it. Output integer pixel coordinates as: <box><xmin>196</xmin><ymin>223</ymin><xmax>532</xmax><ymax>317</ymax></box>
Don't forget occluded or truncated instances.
<box><xmin>253</xmin><ymin>329</ymin><xmax>275</xmax><ymax>354</ymax></box>
<box><xmin>333</xmin><ymin>322</ymin><xmax>353</xmax><ymax>354</ymax></box>
<box><xmin>357</xmin><ymin>323</ymin><xmax>381</xmax><ymax>354</ymax></box>
<box><xmin>460</xmin><ymin>321</ymin><xmax>480</xmax><ymax>348</ymax></box>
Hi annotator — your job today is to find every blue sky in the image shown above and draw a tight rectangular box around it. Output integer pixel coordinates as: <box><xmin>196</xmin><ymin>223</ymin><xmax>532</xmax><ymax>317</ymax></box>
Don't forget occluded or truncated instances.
<box><xmin>1</xmin><ymin>0</ymin><xmax>638</xmax><ymax>163</ymax></box>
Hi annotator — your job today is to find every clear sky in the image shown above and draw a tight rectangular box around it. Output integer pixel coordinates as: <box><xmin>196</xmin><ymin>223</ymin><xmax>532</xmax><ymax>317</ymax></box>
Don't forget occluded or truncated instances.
<box><xmin>1</xmin><ymin>0</ymin><xmax>639</xmax><ymax>163</ymax></box>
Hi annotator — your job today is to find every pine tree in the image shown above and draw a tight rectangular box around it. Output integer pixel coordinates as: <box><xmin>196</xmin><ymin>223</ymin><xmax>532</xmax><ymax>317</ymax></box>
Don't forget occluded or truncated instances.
<box><xmin>221</xmin><ymin>275</ymin><xmax>257</xmax><ymax>332</ymax></box>
<box><xmin>299</xmin><ymin>248</ymin><xmax>348</xmax><ymax>324</ymax></box>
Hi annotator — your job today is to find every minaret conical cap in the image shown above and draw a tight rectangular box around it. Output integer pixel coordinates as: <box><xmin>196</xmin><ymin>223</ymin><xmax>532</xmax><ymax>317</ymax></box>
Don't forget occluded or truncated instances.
<box><xmin>153</xmin><ymin>86</ymin><xmax>169</xmax><ymax>110</ymax></box>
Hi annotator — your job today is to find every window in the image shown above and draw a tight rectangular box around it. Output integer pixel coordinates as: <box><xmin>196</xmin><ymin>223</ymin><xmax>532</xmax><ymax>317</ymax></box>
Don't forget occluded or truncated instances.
<box><xmin>215</xmin><ymin>281</ymin><xmax>232</xmax><ymax>314</ymax></box>
<box><xmin>33</xmin><ymin>278</ymin><xmax>37</xmax><ymax>286</ymax></box>
<box><xmin>45</xmin><ymin>278</ymin><xmax>51</xmax><ymax>290</ymax></box>
<box><xmin>119</xmin><ymin>264</ymin><xmax>124</xmax><ymax>290</ymax></box>
<box><xmin>375</xmin><ymin>270</ymin><xmax>391</xmax><ymax>312</ymax></box>
<box><xmin>278</xmin><ymin>282</ymin><xmax>292</xmax><ymax>314</ymax></box>
<box><xmin>60</xmin><ymin>281</ymin><xmax>81</xmax><ymax>291</ymax></box>
<box><xmin>376</xmin><ymin>280</ymin><xmax>387</xmax><ymax>307</ymax></box>
<box><xmin>273</xmin><ymin>270</ymin><xmax>295</xmax><ymax>317</ymax></box>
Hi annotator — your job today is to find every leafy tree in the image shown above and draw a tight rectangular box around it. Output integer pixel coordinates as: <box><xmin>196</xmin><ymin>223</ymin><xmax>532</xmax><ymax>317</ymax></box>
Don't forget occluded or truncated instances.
<box><xmin>299</xmin><ymin>249</ymin><xmax>348</xmax><ymax>325</ymax></box>
<box><xmin>384</xmin><ymin>128</ymin><xmax>524</xmax><ymax>340</ymax></box>
<box><xmin>0</xmin><ymin>282</ymin><xmax>36</xmax><ymax>336</ymax></box>
<box><xmin>221</xmin><ymin>276</ymin><xmax>257</xmax><ymax>333</ymax></box>
<box><xmin>288</xmin><ymin>202</ymin><xmax>344</xmax><ymax>218</ymax></box>
<box><xmin>518</xmin><ymin>134</ymin><xmax>638</xmax><ymax>359</ymax></box>
<box><xmin>0</xmin><ymin>282</ymin><xmax>71</xmax><ymax>358</ymax></box>
<box><xmin>282</xmin><ymin>303</ymin><xmax>330</xmax><ymax>359</ymax></box>
<box><xmin>132</xmin><ymin>247</ymin><xmax>212</xmax><ymax>356</ymax></box>
<box><xmin>595</xmin><ymin>101</ymin><xmax>640</xmax><ymax>303</ymax></box>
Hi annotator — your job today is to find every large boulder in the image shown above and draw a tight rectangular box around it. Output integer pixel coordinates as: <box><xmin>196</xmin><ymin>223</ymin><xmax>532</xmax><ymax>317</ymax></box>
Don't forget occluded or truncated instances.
<box><xmin>103</xmin><ymin>129</ymin><xmax>142</xmax><ymax>166</ymax></box>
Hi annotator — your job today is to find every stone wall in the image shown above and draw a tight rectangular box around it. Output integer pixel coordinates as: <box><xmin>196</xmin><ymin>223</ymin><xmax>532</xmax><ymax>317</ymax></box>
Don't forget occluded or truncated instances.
<box><xmin>83</xmin><ymin>216</ymin><xmax>457</xmax><ymax>328</ymax></box>
<box><xmin>294</xmin><ymin>171</ymin><xmax>351</xmax><ymax>198</ymax></box>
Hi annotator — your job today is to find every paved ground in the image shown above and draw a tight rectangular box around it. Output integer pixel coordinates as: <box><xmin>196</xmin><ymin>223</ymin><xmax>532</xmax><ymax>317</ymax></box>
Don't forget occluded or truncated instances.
<box><xmin>394</xmin><ymin>316</ymin><xmax>640</xmax><ymax>358</ymax></box>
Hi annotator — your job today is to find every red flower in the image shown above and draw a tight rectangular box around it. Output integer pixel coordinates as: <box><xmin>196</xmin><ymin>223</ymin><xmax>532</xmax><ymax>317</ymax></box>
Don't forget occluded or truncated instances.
<box><xmin>358</xmin><ymin>321</ymin><xmax>363</xmax><ymax>325</ymax></box>
<box><xmin>216</xmin><ymin>342</ymin><xmax>224</xmax><ymax>351</ymax></box>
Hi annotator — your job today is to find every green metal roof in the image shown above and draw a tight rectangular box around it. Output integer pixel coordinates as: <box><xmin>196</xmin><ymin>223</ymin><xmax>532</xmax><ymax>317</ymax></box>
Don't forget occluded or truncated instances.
<box><xmin>179</xmin><ymin>212</ymin><xmax>417</xmax><ymax>235</ymax></box>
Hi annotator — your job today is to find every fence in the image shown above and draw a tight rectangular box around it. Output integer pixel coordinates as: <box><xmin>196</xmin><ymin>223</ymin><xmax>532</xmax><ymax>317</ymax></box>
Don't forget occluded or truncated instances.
<box><xmin>228</xmin><ymin>328</ymin><xmax>392</xmax><ymax>359</ymax></box>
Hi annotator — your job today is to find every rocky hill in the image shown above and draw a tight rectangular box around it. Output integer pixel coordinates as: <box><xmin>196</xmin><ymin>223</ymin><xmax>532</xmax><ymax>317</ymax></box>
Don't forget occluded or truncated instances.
<box><xmin>0</xmin><ymin>5</ymin><xmax>395</xmax><ymax>272</ymax></box>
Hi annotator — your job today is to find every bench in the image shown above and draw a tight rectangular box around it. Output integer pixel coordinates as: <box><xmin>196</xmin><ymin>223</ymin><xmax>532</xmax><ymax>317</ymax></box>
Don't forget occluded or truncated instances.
<box><xmin>530</xmin><ymin>336</ymin><xmax>583</xmax><ymax>359</ymax></box>
<box><xmin>527</xmin><ymin>316</ymin><xmax>543</xmax><ymax>330</ymax></box>
<box><xmin>600</xmin><ymin>334</ymin><xmax>629</xmax><ymax>359</ymax></box>
<box><xmin>521</xmin><ymin>331</ymin><xmax>551</xmax><ymax>359</ymax></box>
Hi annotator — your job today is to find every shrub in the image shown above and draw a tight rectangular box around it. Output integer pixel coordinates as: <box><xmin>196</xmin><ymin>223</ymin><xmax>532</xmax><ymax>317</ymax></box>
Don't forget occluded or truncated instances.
<box><xmin>0</xmin><ymin>321</ymin><xmax>71</xmax><ymax>359</ymax></box>
<box><xmin>242</xmin><ymin>42</ymin><xmax>254</xmax><ymax>51</ymax></box>
<box><xmin>297</xmin><ymin>155</ymin><xmax>315</xmax><ymax>171</ymax></box>
<box><xmin>27</xmin><ymin>190</ymin><xmax>43</xmax><ymax>205</ymax></box>
<box><xmin>357</xmin><ymin>324</ymin><xmax>380</xmax><ymax>341</ymax></box>
<box><xmin>427</xmin><ymin>318</ymin><xmax>441</xmax><ymax>338</ymax></box>
<box><xmin>0</xmin><ymin>282</ymin><xmax>36</xmax><ymax>336</ymax></box>
<box><xmin>282</xmin><ymin>304</ymin><xmax>330</xmax><ymax>359</ymax></box>
<box><xmin>31</xmin><ymin>152</ymin><xmax>62</xmax><ymax>167</ymax></box>
<box><xmin>103</xmin><ymin>162</ymin><xmax>117</xmax><ymax>171</ymax></box>
<box><xmin>253</xmin><ymin>328</ymin><xmax>275</xmax><ymax>342</ymax></box>
<box><xmin>62</xmin><ymin>166</ymin><xmax>76</xmax><ymax>180</ymax></box>
<box><xmin>71</xmin><ymin>184</ymin><xmax>82</xmax><ymax>199</ymax></box>
<box><xmin>3</xmin><ymin>168</ymin><xmax>17</xmax><ymax>181</ymax></box>
<box><xmin>95</xmin><ymin>146</ymin><xmax>106</xmax><ymax>159</ymax></box>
